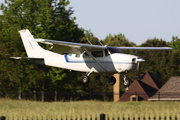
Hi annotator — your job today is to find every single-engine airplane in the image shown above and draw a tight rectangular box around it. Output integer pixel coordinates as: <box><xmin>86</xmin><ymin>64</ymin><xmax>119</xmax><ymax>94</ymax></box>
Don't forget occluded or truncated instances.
<box><xmin>11</xmin><ymin>29</ymin><xmax>172</xmax><ymax>87</ymax></box>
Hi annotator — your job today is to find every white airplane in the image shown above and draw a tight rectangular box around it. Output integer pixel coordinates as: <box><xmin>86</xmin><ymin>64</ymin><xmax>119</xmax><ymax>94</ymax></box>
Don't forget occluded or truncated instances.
<box><xmin>11</xmin><ymin>29</ymin><xmax>172</xmax><ymax>87</ymax></box>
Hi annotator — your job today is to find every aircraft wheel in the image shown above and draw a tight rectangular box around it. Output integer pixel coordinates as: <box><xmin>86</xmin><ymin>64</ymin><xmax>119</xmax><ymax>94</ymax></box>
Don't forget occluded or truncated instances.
<box><xmin>108</xmin><ymin>76</ymin><xmax>116</xmax><ymax>85</ymax></box>
<box><xmin>82</xmin><ymin>76</ymin><xmax>90</xmax><ymax>84</ymax></box>
<box><xmin>123</xmin><ymin>79</ymin><xmax>130</xmax><ymax>87</ymax></box>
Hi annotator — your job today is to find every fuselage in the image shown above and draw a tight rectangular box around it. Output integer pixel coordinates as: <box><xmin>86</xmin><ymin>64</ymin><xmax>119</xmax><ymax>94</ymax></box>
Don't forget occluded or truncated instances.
<box><xmin>33</xmin><ymin>51</ymin><xmax>138</xmax><ymax>74</ymax></box>
<box><xmin>16</xmin><ymin>29</ymin><xmax>171</xmax><ymax>80</ymax></box>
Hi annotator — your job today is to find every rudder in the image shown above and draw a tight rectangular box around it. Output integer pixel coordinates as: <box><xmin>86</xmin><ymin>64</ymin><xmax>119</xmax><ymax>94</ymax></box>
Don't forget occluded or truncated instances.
<box><xmin>19</xmin><ymin>29</ymin><xmax>58</xmax><ymax>57</ymax></box>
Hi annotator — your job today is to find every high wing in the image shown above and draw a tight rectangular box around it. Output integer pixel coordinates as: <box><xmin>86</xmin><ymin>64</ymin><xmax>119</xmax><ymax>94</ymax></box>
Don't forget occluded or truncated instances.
<box><xmin>34</xmin><ymin>39</ymin><xmax>106</xmax><ymax>54</ymax></box>
<box><xmin>34</xmin><ymin>39</ymin><xmax>172</xmax><ymax>54</ymax></box>
<box><xmin>117</xmin><ymin>47</ymin><xmax>173</xmax><ymax>50</ymax></box>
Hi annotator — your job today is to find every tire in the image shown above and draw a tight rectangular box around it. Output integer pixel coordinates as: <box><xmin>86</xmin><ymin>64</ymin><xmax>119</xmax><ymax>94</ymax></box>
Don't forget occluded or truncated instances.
<box><xmin>82</xmin><ymin>76</ymin><xmax>90</xmax><ymax>84</ymax></box>
<box><xmin>108</xmin><ymin>76</ymin><xmax>116</xmax><ymax>85</ymax></box>
<box><xmin>123</xmin><ymin>79</ymin><xmax>130</xmax><ymax>87</ymax></box>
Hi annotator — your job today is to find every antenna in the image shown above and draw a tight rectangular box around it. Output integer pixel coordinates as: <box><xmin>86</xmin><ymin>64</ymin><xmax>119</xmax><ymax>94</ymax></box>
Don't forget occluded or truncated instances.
<box><xmin>98</xmin><ymin>39</ymin><xmax>104</xmax><ymax>46</ymax></box>
<box><xmin>86</xmin><ymin>38</ymin><xmax>92</xmax><ymax>45</ymax></box>
<box><xmin>86</xmin><ymin>37</ymin><xmax>104</xmax><ymax>46</ymax></box>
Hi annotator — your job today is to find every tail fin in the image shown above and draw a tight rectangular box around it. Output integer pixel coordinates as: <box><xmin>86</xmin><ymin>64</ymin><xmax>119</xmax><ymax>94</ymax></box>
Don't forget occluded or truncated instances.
<box><xmin>19</xmin><ymin>29</ymin><xmax>58</xmax><ymax>57</ymax></box>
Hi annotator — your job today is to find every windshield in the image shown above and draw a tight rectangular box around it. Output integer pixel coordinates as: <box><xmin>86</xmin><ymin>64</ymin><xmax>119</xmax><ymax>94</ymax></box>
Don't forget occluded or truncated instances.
<box><xmin>107</xmin><ymin>47</ymin><xmax>123</xmax><ymax>54</ymax></box>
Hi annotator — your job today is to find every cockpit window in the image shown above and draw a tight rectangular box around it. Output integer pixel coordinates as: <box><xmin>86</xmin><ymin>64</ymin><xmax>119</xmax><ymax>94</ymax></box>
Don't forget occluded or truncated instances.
<box><xmin>105</xmin><ymin>49</ymin><xmax>110</xmax><ymax>56</ymax></box>
<box><xmin>107</xmin><ymin>47</ymin><xmax>123</xmax><ymax>54</ymax></box>
<box><xmin>92</xmin><ymin>51</ymin><xmax>103</xmax><ymax>57</ymax></box>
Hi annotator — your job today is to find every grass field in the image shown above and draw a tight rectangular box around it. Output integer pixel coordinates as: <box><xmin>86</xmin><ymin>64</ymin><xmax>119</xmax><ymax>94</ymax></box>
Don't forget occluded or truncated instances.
<box><xmin>0</xmin><ymin>99</ymin><xmax>180</xmax><ymax>120</ymax></box>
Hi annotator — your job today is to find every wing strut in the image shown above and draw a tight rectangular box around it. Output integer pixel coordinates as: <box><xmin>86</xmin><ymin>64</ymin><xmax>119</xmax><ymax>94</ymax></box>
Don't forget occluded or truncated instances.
<box><xmin>82</xmin><ymin>47</ymin><xmax>109</xmax><ymax>72</ymax></box>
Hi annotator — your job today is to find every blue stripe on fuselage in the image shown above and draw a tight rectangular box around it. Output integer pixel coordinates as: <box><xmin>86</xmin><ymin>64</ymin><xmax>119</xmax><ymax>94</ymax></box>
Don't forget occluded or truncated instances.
<box><xmin>64</xmin><ymin>55</ymin><xmax>132</xmax><ymax>64</ymax></box>
<box><xmin>64</xmin><ymin>54</ymin><xmax>69</xmax><ymax>62</ymax></box>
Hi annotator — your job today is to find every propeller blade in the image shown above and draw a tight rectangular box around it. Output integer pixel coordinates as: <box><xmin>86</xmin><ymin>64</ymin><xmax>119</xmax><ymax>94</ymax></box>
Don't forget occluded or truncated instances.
<box><xmin>135</xmin><ymin>62</ymin><xmax>141</xmax><ymax>79</ymax></box>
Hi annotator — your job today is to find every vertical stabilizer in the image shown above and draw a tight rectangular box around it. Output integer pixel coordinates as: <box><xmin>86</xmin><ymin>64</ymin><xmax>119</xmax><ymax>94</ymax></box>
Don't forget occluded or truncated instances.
<box><xmin>19</xmin><ymin>29</ymin><xmax>58</xmax><ymax>57</ymax></box>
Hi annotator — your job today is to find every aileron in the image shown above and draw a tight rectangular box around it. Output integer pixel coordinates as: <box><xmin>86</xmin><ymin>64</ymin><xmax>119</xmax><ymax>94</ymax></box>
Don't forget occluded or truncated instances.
<box><xmin>118</xmin><ymin>47</ymin><xmax>173</xmax><ymax>50</ymax></box>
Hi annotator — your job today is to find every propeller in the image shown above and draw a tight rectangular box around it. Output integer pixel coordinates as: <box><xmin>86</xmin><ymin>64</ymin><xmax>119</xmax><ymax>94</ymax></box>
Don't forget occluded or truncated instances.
<box><xmin>135</xmin><ymin>57</ymin><xmax>145</xmax><ymax>80</ymax></box>
<box><xmin>135</xmin><ymin>62</ymin><xmax>141</xmax><ymax>79</ymax></box>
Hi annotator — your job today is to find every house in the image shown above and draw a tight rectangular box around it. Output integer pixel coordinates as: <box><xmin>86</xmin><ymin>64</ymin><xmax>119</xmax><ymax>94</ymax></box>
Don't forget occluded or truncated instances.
<box><xmin>148</xmin><ymin>76</ymin><xmax>180</xmax><ymax>101</ymax></box>
<box><xmin>120</xmin><ymin>71</ymin><xmax>161</xmax><ymax>101</ymax></box>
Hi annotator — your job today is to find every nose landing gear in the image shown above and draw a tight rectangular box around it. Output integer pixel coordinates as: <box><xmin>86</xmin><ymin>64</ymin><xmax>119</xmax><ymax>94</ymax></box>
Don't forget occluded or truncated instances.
<box><xmin>123</xmin><ymin>74</ymin><xmax>130</xmax><ymax>87</ymax></box>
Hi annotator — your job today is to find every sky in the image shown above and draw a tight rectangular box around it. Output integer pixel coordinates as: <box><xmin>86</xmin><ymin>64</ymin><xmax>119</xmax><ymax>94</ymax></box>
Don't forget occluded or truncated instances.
<box><xmin>0</xmin><ymin>0</ymin><xmax>180</xmax><ymax>45</ymax></box>
<box><xmin>68</xmin><ymin>0</ymin><xmax>180</xmax><ymax>45</ymax></box>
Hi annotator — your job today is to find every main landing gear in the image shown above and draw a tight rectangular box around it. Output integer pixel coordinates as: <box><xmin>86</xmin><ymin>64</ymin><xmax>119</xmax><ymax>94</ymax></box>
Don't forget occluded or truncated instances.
<box><xmin>82</xmin><ymin>68</ymin><xmax>117</xmax><ymax>85</ymax></box>
<box><xmin>82</xmin><ymin>68</ymin><xmax>130</xmax><ymax>87</ymax></box>
<box><xmin>82</xmin><ymin>75</ymin><xmax>117</xmax><ymax>85</ymax></box>
<box><xmin>82</xmin><ymin>75</ymin><xmax>90</xmax><ymax>84</ymax></box>
<box><xmin>82</xmin><ymin>74</ymin><xmax>130</xmax><ymax>87</ymax></box>
<box><xmin>82</xmin><ymin>67</ymin><xmax>117</xmax><ymax>85</ymax></box>
<box><xmin>108</xmin><ymin>74</ymin><xmax>130</xmax><ymax>87</ymax></box>
<box><xmin>81</xmin><ymin>68</ymin><xmax>95</xmax><ymax>84</ymax></box>
<box><xmin>108</xmin><ymin>76</ymin><xmax>116</xmax><ymax>85</ymax></box>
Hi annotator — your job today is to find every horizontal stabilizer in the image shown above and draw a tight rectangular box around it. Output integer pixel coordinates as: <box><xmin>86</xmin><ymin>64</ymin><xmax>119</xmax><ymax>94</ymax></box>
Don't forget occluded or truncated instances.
<box><xmin>10</xmin><ymin>57</ymin><xmax>44</xmax><ymax>60</ymax></box>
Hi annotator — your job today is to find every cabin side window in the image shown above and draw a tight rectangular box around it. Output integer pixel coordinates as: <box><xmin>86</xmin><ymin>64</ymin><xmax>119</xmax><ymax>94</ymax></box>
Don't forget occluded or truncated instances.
<box><xmin>92</xmin><ymin>51</ymin><xmax>103</xmax><ymax>57</ymax></box>
<box><xmin>83</xmin><ymin>52</ymin><xmax>89</xmax><ymax>58</ymax></box>
<box><xmin>75</xmin><ymin>54</ymin><xmax>80</xmax><ymax>57</ymax></box>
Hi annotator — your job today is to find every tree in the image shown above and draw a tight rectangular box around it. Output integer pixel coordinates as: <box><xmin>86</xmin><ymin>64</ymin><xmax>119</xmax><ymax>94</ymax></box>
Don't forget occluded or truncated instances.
<box><xmin>0</xmin><ymin>22</ymin><xmax>38</xmax><ymax>99</ymax></box>
<box><xmin>104</xmin><ymin>33</ymin><xmax>136</xmax><ymax>47</ymax></box>
<box><xmin>169</xmin><ymin>36</ymin><xmax>180</xmax><ymax>51</ymax></box>
<box><xmin>47</xmin><ymin>67</ymin><xmax>66</xmax><ymax>101</ymax></box>
<box><xmin>138</xmin><ymin>38</ymin><xmax>177</xmax><ymax>85</ymax></box>
<box><xmin>0</xmin><ymin>0</ymin><xmax>84</xmax><ymax>41</ymax></box>
<box><xmin>0</xmin><ymin>0</ymin><xmax>84</xmax><ymax>100</ymax></box>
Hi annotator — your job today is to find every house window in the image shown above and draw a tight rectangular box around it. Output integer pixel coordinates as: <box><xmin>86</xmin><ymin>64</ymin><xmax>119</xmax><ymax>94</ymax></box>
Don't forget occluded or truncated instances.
<box><xmin>132</xmin><ymin>97</ymin><xmax>137</xmax><ymax>101</ymax></box>
<box><xmin>130</xmin><ymin>95</ymin><xmax>138</xmax><ymax>101</ymax></box>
